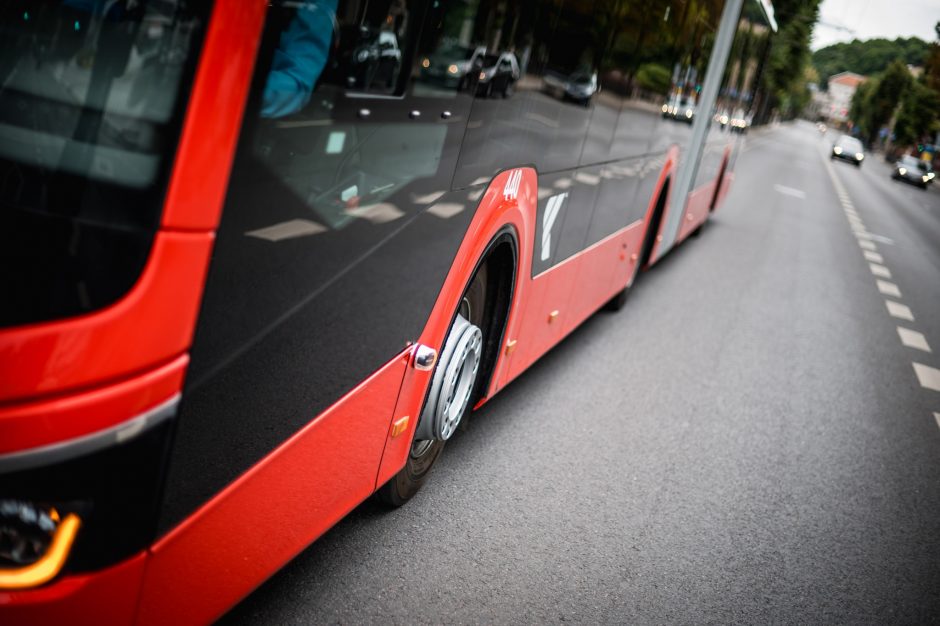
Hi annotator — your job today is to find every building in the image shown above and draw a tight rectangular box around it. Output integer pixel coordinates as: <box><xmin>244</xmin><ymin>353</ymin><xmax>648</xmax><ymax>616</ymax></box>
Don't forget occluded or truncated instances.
<box><xmin>826</xmin><ymin>71</ymin><xmax>866</xmax><ymax>125</ymax></box>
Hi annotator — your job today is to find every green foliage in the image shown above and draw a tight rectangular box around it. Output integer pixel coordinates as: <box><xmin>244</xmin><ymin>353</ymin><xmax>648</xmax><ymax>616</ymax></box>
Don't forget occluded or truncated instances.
<box><xmin>849</xmin><ymin>60</ymin><xmax>913</xmax><ymax>144</ymax></box>
<box><xmin>635</xmin><ymin>63</ymin><xmax>672</xmax><ymax>94</ymax></box>
<box><xmin>759</xmin><ymin>0</ymin><xmax>821</xmax><ymax>118</ymax></box>
<box><xmin>894</xmin><ymin>81</ymin><xmax>940</xmax><ymax>148</ymax></box>
<box><xmin>813</xmin><ymin>37</ymin><xmax>929</xmax><ymax>87</ymax></box>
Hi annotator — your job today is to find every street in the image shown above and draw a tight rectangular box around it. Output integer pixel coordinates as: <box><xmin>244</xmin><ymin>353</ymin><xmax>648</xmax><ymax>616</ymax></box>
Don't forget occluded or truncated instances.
<box><xmin>222</xmin><ymin>120</ymin><xmax>940</xmax><ymax>624</ymax></box>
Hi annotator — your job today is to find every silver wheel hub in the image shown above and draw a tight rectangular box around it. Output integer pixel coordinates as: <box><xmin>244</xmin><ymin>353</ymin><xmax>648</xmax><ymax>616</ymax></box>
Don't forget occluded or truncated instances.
<box><xmin>414</xmin><ymin>313</ymin><xmax>483</xmax><ymax>441</ymax></box>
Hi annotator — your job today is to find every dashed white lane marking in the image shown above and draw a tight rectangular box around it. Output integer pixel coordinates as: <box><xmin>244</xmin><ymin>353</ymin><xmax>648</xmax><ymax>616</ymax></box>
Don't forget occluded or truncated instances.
<box><xmin>869</xmin><ymin>263</ymin><xmax>892</xmax><ymax>278</ymax></box>
<box><xmin>935</xmin><ymin>413</ymin><xmax>940</xmax><ymax>429</ymax></box>
<box><xmin>876</xmin><ymin>280</ymin><xmax>901</xmax><ymax>297</ymax></box>
<box><xmin>773</xmin><ymin>184</ymin><xmax>806</xmax><ymax>199</ymax></box>
<box><xmin>913</xmin><ymin>363</ymin><xmax>940</xmax><ymax>392</ymax></box>
<box><xmin>858</xmin><ymin>240</ymin><xmax>877</xmax><ymax>251</ymax></box>
<box><xmin>863</xmin><ymin>250</ymin><xmax>884</xmax><ymax>263</ymax></box>
<box><xmin>898</xmin><ymin>327</ymin><xmax>932</xmax><ymax>352</ymax></box>
<box><xmin>886</xmin><ymin>300</ymin><xmax>915</xmax><ymax>321</ymax></box>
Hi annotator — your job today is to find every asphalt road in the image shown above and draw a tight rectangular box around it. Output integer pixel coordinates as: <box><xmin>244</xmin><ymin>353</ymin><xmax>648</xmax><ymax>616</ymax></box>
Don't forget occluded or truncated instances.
<box><xmin>222</xmin><ymin>121</ymin><xmax>940</xmax><ymax>624</ymax></box>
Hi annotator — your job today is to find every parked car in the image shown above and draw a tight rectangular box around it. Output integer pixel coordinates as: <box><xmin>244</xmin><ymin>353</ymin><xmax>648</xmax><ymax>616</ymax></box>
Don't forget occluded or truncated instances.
<box><xmin>476</xmin><ymin>52</ymin><xmax>520</xmax><ymax>98</ymax></box>
<box><xmin>891</xmin><ymin>155</ymin><xmax>934</xmax><ymax>189</ymax></box>
<box><xmin>419</xmin><ymin>43</ymin><xmax>487</xmax><ymax>91</ymax></box>
<box><xmin>830</xmin><ymin>135</ymin><xmax>864</xmax><ymax>166</ymax></box>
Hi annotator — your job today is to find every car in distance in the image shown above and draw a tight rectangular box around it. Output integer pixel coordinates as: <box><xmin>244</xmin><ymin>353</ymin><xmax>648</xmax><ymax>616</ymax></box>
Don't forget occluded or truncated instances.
<box><xmin>661</xmin><ymin>94</ymin><xmax>695</xmax><ymax>123</ymax></box>
<box><xmin>830</xmin><ymin>135</ymin><xmax>864</xmax><ymax>166</ymax></box>
<box><xmin>891</xmin><ymin>155</ymin><xmax>935</xmax><ymax>189</ymax></box>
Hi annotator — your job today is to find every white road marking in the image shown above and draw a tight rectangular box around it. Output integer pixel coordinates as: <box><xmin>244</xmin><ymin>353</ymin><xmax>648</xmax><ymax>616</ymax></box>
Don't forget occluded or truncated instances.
<box><xmin>897</xmin><ymin>327</ymin><xmax>932</xmax><ymax>352</ymax></box>
<box><xmin>935</xmin><ymin>413</ymin><xmax>940</xmax><ymax>430</ymax></box>
<box><xmin>427</xmin><ymin>202</ymin><xmax>465</xmax><ymax>219</ymax></box>
<box><xmin>869</xmin><ymin>233</ymin><xmax>895</xmax><ymax>245</ymax></box>
<box><xmin>869</xmin><ymin>263</ymin><xmax>891</xmax><ymax>278</ymax></box>
<box><xmin>886</xmin><ymin>300</ymin><xmax>914</xmax><ymax>321</ymax></box>
<box><xmin>855</xmin><ymin>231</ymin><xmax>874</xmax><ymax>240</ymax></box>
<box><xmin>863</xmin><ymin>250</ymin><xmax>884</xmax><ymax>263</ymax></box>
<box><xmin>245</xmin><ymin>219</ymin><xmax>327</xmax><ymax>242</ymax></box>
<box><xmin>859</xmin><ymin>240</ymin><xmax>877</xmax><ymax>251</ymax></box>
<box><xmin>876</xmin><ymin>280</ymin><xmax>901</xmax><ymax>297</ymax></box>
<box><xmin>913</xmin><ymin>363</ymin><xmax>940</xmax><ymax>392</ymax></box>
<box><xmin>773</xmin><ymin>184</ymin><xmax>806</xmax><ymax>199</ymax></box>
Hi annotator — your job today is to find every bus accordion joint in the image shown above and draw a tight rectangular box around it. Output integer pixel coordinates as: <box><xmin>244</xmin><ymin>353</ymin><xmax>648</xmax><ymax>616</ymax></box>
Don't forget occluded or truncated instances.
<box><xmin>0</xmin><ymin>511</ymin><xmax>82</xmax><ymax>590</ymax></box>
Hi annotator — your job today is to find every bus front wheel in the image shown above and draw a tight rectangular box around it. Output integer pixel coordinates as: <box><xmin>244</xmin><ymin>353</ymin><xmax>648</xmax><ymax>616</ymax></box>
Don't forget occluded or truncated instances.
<box><xmin>376</xmin><ymin>264</ymin><xmax>489</xmax><ymax>506</ymax></box>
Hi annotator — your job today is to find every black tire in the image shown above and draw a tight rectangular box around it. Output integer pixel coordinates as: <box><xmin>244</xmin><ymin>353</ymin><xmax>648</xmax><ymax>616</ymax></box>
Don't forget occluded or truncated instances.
<box><xmin>603</xmin><ymin>286</ymin><xmax>628</xmax><ymax>312</ymax></box>
<box><xmin>376</xmin><ymin>264</ymin><xmax>489</xmax><ymax>507</ymax></box>
<box><xmin>376</xmin><ymin>439</ymin><xmax>445</xmax><ymax>506</ymax></box>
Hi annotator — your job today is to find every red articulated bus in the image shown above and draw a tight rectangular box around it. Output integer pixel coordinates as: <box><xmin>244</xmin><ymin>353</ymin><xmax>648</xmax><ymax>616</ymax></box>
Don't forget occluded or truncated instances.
<box><xmin>0</xmin><ymin>0</ymin><xmax>774</xmax><ymax>623</ymax></box>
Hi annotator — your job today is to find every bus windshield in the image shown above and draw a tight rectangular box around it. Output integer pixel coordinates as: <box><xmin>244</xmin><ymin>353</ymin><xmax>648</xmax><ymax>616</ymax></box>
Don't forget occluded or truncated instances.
<box><xmin>0</xmin><ymin>0</ymin><xmax>210</xmax><ymax>327</ymax></box>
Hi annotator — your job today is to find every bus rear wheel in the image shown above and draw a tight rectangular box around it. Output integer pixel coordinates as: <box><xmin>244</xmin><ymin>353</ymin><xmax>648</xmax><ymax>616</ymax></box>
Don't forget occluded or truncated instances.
<box><xmin>376</xmin><ymin>264</ymin><xmax>489</xmax><ymax>506</ymax></box>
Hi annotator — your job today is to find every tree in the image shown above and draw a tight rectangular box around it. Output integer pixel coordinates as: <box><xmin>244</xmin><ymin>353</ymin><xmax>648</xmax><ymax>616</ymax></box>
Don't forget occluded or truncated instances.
<box><xmin>893</xmin><ymin>81</ymin><xmax>940</xmax><ymax>148</ymax></box>
<box><xmin>850</xmin><ymin>59</ymin><xmax>911</xmax><ymax>145</ymax></box>
<box><xmin>755</xmin><ymin>0</ymin><xmax>821</xmax><ymax>121</ymax></box>
<box><xmin>813</xmin><ymin>37</ymin><xmax>930</xmax><ymax>88</ymax></box>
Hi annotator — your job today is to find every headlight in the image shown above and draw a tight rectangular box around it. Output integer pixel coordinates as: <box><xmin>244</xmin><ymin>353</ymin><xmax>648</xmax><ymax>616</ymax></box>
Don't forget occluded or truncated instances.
<box><xmin>833</xmin><ymin>146</ymin><xmax>843</xmax><ymax>154</ymax></box>
<box><xmin>662</xmin><ymin>104</ymin><xmax>668</xmax><ymax>113</ymax></box>
<box><xmin>928</xmin><ymin>172</ymin><xmax>935</xmax><ymax>179</ymax></box>
<box><xmin>421</xmin><ymin>58</ymin><xmax>430</xmax><ymax>69</ymax></box>
<box><xmin>685</xmin><ymin>109</ymin><xmax>693</xmax><ymax>118</ymax></box>
<box><xmin>479</xmin><ymin>71</ymin><xmax>487</xmax><ymax>80</ymax></box>
<box><xmin>899</xmin><ymin>167</ymin><xmax>907</xmax><ymax>175</ymax></box>
<box><xmin>447</xmin><ymin>64</ymin><xmax>459</xmax><ymax>74</ymax></box>
<box><xmin>0</xmin><ymin>500</ymin><xmax>82</xmax><ymax>589</ymax></box>
<box><xmin>923</xmin><ymin>175</ymin><xmax>930</xmax><ymax>182</ymax></box>
<box><xmin>855</xmin><ymin>153</ymin><xmax>864</xmax><ymax>160</ymax></box>
<box><xmin>719</xmin><ymin>115</ymin><xmax>729</xmax><ymax>124</ymax></box>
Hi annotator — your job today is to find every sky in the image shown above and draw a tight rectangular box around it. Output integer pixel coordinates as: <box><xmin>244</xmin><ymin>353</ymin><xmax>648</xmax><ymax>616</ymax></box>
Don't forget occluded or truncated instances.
<box><xmin>811</xmin><ymin>0</ymin><xmax>940</xmax><ymax>50</ymax></box>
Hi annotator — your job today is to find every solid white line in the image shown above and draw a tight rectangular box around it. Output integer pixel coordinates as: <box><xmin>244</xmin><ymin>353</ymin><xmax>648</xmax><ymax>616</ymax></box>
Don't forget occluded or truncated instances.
<box><xmin>913</xmin><ymin>363</ymin><xmax>940</xmax><ymax>392</ymax></box>
<box><xmin>859</xmin><ymin>240</ymin><xmax>877</xmax><ymax>251</ymax></box>
<box><xmin>897</xmin><ymin>327</ymin><xmax>932</xmax><ymax>352</ymax></box>
<box><xmin>886</xmin><ymin>300</ymin><xmax>914</xmax><ymax>321</ymax></box>
<box><xmin>876</xmin><ymin>280</ymin><xmax>901</xmax><ymax>297</ymax></box>
<box><xmin>869</xmin><ymin>263</ymin><xmax>892</xmax><ymax>278</ymax></box>
<box><xmin>863</xmin><ymin>250</ymin><xmax>884</xmax><ymax>263</ymax></box>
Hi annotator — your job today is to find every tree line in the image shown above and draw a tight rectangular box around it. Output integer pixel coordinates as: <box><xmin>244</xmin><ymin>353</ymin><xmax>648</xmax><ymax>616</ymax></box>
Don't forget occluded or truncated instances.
<box><xmin>847</xmin><ymin>23</ymin><xmax>940</xmax><ymax>154</ymax></box>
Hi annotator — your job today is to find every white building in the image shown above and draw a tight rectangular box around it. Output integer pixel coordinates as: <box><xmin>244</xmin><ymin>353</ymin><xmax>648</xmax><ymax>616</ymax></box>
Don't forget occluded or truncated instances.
<box><xmin>826</xmin><ymin>71</ymin><xmax>866</xmax><ymax>125</ymax></box>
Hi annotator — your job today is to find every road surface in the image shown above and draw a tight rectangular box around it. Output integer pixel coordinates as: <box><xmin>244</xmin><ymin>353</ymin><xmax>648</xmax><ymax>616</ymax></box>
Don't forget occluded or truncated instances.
<box><xmin>222</xmin><ymin>120</ymin><xmax>940</xmax><ymax>624</ymax></box>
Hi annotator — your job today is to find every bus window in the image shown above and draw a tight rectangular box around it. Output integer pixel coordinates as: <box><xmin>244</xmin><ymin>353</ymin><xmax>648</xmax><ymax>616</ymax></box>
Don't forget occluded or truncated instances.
<box><xmin>0</xmin><ymin>0</ymin><xmax>210</xmax><ymax>327</ymax></box>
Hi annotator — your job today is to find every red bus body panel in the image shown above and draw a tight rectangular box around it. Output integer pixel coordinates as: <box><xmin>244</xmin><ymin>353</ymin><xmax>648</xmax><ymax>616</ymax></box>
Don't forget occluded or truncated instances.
<box><xmin>0</xmin><ymin>553</ymin><xmax>146</xmax><ymax>626</ymax></box>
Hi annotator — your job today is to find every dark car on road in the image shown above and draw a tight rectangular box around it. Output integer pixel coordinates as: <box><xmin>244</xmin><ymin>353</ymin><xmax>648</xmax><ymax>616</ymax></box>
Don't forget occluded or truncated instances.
<box><xmin>891</xmin><ymin>155</ymin><xmax>935</xmax><ymax>189</ymax></box>
<box><xmin>831</xmin><ymin>135</ymin><xmax>864</xmax><ymax>166</ymax></box>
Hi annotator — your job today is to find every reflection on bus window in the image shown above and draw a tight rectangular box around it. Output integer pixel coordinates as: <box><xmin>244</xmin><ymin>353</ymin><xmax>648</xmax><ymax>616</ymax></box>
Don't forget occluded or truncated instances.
<box><xmin>0</xmin><ymin>0</ymin><xmax>203</xmax><ymax>189</ymax></box>
<box><xmin>249</xmin><ymin>0</ymin><xmax>443</xmax><ymax>232</ymax></box>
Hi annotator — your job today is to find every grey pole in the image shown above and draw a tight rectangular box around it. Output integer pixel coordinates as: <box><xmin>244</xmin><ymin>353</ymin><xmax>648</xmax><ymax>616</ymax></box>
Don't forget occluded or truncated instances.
<box><xmin>655</xmin><ymin>0</ymin><xmax>745</xmax><ymax>261</ymax></box>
